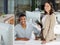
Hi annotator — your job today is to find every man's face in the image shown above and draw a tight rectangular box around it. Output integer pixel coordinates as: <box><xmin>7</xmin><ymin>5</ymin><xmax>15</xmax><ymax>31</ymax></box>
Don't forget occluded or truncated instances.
<box><xmin>19</xmin><ymin>16</ymin><xmax>26</xmax><ymax>25</ymax></box>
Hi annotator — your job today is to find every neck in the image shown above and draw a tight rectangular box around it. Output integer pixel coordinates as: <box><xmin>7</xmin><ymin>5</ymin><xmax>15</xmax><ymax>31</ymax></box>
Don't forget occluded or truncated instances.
<box><xmin>47</xmin><ymin>12</ymin><xmax>50</xmax><ymax>15</ymax></box>
<box><xmin>21</xmin><ymin>23</ymin><xmax>26</xmax><ymax>29</ymax></box>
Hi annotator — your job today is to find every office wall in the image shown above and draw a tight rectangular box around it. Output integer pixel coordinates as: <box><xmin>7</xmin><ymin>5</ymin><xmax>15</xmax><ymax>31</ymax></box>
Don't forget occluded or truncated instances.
<box><xmin>0</xmin><ymin>0</ymin><xmax>4</xmax><ymax>13</ymax></box>
<box><xmin>8</xmin><ymin>0</ymin><xmax>14</xmax><ymax>14</ymax></box>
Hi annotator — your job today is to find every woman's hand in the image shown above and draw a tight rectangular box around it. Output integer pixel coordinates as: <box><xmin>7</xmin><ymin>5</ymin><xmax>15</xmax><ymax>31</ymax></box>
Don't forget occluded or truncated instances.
<box><xmin>41</xmin><ymin>40</ymin><xmax>46</xmax><ymax>44</ymax></box>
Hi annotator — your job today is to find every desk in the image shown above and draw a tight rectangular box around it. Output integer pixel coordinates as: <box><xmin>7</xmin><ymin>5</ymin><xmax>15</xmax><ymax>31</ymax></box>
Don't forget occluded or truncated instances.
<box><xmin>14</xmin><ymin>40</ymin><xmax>60</xmax><ymax>45</ymax></box>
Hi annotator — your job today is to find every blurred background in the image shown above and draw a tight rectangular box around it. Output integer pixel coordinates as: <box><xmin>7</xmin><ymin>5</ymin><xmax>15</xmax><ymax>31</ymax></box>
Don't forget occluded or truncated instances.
<box><xmin>0</xmin><ymin>0</ymin><xmax>14</xmax><ymax>45</ymax></box>
<box><xmin>0</xmin><ymin>0</ymin><xmax>14</xmax><ymax>14</ymax></box>
<box><xmin>14</xmin><ymin>0</ymin><xmax>60</xmax><ymax>25</ymax></box>
<box><xmin>14</xmin><ymin>0</ymin><xmax>60</xmax><ymax>12</ymax></box>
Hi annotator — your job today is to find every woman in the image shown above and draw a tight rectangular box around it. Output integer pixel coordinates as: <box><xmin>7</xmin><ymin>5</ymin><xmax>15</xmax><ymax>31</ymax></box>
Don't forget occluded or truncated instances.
<box><xmin>41</xmin><ymin>2</ymin><xmax>56</xmax><ymax>44</ymax></box>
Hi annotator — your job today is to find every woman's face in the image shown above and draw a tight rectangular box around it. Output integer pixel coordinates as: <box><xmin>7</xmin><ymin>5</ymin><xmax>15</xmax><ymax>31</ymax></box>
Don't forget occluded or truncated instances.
<box><xmin>44</xmin><ymin>3</ymin><xmax>51</xmax><ymax>13</ymax></box>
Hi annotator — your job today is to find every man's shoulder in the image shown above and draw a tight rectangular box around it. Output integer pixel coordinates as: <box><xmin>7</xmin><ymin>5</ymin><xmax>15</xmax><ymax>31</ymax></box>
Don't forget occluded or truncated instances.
<box><xmin>26</xmin><ymin>22</ymin><xmax>33</xmax><ymax>27</ymax></box>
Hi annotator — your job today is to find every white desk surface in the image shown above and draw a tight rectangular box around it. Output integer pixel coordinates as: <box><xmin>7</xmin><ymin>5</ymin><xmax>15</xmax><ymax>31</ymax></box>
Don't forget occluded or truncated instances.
<box><xmin>14</xmin><ymin>40</ymin><xmax>60</xmax><ymax>45</ymax></box>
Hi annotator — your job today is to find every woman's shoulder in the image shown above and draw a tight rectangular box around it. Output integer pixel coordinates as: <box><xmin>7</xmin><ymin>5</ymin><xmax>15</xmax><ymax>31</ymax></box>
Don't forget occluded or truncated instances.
<box><xmin>50</xmin><ymin>13</ymin><xmax>56</xmax><ymax>20</ymax></box>
<box><xmin>51</xmin><ymin>13</ymin><xmax>56</xmax><ymax>17</ymax></box>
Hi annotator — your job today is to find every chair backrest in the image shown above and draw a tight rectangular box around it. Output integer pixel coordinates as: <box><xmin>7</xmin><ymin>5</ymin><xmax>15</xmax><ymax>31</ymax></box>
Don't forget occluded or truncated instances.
<box><xmin>26</xmin><ymin>11</ymin><xmax>41</xmax><ymax>24</ymax></box>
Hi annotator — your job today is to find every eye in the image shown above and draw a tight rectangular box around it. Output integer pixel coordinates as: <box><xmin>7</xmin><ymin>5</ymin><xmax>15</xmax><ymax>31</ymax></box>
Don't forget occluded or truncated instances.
<box><xmin>45</xmin><ymin>5</ymin><xmax>49</xmax><ymax>7</ymax></box>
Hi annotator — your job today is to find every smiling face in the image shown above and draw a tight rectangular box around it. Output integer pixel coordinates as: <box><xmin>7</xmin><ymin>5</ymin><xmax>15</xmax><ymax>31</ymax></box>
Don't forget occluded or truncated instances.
<box><xmin>44</xmin><ymin>3</ymin><xmax>51</xmax><ymax>14</ymax></box>
<box><xmin>19</xmin><ymin>16</ymin><xmax>26</xmax><ymax>25</ymax></box>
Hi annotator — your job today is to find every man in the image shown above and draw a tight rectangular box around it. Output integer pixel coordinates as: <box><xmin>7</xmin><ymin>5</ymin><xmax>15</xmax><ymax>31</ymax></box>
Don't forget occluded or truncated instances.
<box><xmin>14</xmin><ymin>13</ymin><xmax>40</xmax><ymax>41</ymax></box>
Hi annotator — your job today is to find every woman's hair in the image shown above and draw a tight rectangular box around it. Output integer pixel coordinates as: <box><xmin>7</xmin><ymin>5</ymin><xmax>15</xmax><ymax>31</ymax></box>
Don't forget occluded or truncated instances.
<box><xmin>44</xmin><ymin>1</ymin><xmax>54</xmax><ymax>15</ymax></box>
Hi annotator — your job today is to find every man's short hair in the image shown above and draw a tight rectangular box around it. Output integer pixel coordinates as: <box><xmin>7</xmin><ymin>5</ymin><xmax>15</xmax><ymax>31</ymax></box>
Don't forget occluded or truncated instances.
<box><xmin>18</xmin><ymin>13</ymin><xmax>26</xmax><ymax>22</ymax></box>
<box><xmin>19</xmin><ymin>13</ymin><xmax>26</xmax><ymax>18</ymax></box>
